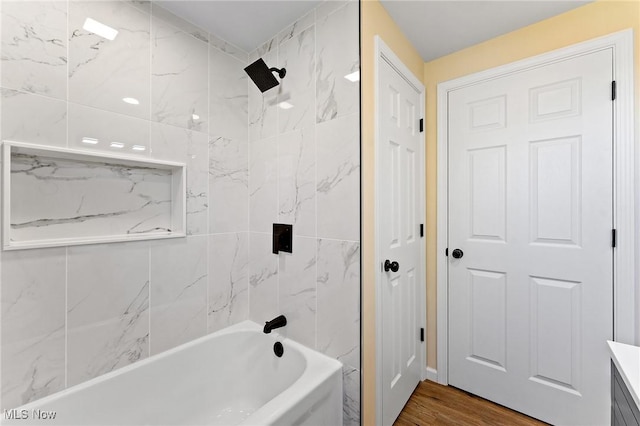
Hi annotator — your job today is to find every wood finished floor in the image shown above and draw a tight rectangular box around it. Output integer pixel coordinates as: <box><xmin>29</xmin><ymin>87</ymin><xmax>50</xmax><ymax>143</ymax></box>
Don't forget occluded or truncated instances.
<box><xmin>394</xmin><ymin>380</ymin><xmax>548</xmax><ymax>426</ymax></box>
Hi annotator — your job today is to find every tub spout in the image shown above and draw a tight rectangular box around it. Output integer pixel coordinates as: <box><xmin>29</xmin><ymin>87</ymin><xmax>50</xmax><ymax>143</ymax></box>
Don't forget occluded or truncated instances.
<box><xmin>263</xmin><ymin>315</ymin><xmax>287</xmax><ymax>334</ymax></box>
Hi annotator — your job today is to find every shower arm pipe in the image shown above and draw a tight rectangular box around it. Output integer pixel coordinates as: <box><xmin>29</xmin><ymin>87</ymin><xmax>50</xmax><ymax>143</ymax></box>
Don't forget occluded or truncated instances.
<box><xmin>269</xmin><ymin>67</ymin><xmax>287</xmax><ymax>79</ymax></box>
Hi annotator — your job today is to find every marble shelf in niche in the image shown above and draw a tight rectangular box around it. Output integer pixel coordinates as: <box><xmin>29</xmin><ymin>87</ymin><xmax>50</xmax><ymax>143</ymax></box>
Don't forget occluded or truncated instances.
<box><xmin>2</xmin><ymin>141</ymin><xmax>186</xmax><ymax>250</ymax></box>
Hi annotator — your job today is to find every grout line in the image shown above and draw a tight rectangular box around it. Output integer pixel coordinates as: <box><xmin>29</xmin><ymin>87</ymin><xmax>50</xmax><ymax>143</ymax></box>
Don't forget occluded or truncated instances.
<box><xmin>207</xmin><ymin>25</ymin><xmax>212</xmax><ymax>238</ymax></box>
<box><xmin>206</xmin><ymin>234</ymin><xmax>210</xmax><ymax>333</ymax></box>
<box><xmin>246</xmin><ymin>53</ymin><xmax>251</xmax><ymax>322</ymax></box>
<box><xmin>153</xmin><ymin>2</ymin><xmax>248</xmax><ymax>60</ymax></box>
<box><xmin>313</xmin><ymin>8</ymin><xmax>319</xmax><ymax>352</ymax></box>
<box><xmin>315</xmin><ymin>235</ymin><xmax>361</xmax><ymax>244</ymax></box>
<box><xmin>65</xmin><ymin>0</ymin><xmax>69</xmax><ymax>149</ymax></box>
<box><xmin>64</xmin><ymin>246</ymin><xmax>68</xmax><ymax>389</ymax></box>
<box><xmin>209</xmin><ymin>41</ymin><xmax>246</xmax><ymax>65</ymax></box>
<box><xmin>205</xmin><ymin>31</ymin><xmax>211</xmax><ymax>334</ymax></box>
<box><xmin>63</xmin><ymin>1</ymin><xmax>70</xmax><ymax>391</ymax></box>
<box><xmin>247</xmin><ymin>231</ymin><xmax>251</xmax><ymax>322</ymax></box>
<box><xmin>149</xmin><ymin>3</ymin><xmax>209</xmax><ymax>47</ymax></box>
<box><xmin>275</xmin><ymin>38</ymin><xmax>280</xmax><ymax>315</ymax></box>
<box><xmin>147</xmin><ymin>243</ymin><xmax>151</xmax><ymax>357</ymax></box>
<box><xmin>148</xmin><ymin>3</ymin><xmax>153</xmax><ymax>156</ymax></box>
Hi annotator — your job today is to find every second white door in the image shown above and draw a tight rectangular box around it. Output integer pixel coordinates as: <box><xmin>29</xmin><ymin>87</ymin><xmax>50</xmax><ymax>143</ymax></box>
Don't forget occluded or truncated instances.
<box><xmin>378</xmin><ymin>52</ymin><xmax>423</xmax><ymax>425</ymax></box>
<box><xmin>448</xmin><ymin>49</ymin><xmax>613</xmax><ymax>425</ymax></box>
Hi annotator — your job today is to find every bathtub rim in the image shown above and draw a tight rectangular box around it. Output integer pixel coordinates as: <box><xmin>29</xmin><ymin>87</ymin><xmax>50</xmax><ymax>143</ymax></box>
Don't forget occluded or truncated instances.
<box><xmin>3</xmin><ymin>320</ymin><xmax>343</xmax><ymax>420</ymax></box>
<box><xmin>239</xmin><ymin>326</ymin><xmax>344</xmax><ymax>425</ymax></box>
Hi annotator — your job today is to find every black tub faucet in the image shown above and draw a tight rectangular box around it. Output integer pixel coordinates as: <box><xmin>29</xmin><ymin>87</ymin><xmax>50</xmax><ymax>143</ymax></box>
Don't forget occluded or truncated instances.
<box><xmin>263</xmin><ymin>315</ymin><xmax>287</xmax><ymax>334</ymax></box>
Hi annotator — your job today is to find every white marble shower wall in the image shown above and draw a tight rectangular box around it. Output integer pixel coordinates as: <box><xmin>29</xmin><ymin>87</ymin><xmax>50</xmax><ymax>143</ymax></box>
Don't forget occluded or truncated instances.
<box><xmin>0</xmin><ymin>0</ymin><xmax>250</xmax><ymax>410</ymax></box>
<box><xmin>247</xmin><ymin>2</ymin><xmax>361</xmax><ymax>425</ymax></box>
<box><xmin>0</xmin><ymin>1</ymin><xmax>361</xmax><ymax>424</ymax></box>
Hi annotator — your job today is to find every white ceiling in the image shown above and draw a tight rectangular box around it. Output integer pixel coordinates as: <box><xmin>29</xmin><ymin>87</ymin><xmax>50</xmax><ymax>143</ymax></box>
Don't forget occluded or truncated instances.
<box><xmin>158</xmin><ymin>1</ymin><xmax>593</xmax><ymax>61</ymax></box>
<box><xmin>157</xmin><ymin>1</ymin><xmax>322</xmax><ymax>53</ymax></box>
<box><xmin>379</xmin><ymin>0</ymin><xmax>592</xmax><ymax>62</ymax></box>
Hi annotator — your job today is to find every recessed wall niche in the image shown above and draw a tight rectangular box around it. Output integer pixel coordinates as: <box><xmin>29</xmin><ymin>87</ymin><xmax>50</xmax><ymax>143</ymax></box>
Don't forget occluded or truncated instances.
<box><xmin>2</xmin><ymin>141</ymin><xmax>186</xmax><ymax>250</ymax></box>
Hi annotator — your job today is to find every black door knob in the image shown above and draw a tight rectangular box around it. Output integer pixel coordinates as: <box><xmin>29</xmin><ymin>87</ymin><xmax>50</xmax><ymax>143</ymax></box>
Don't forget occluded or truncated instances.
<box><xmin>384</xmin><ymin>260</ymin><xmax>400</xmax><ymax>272</ymax></box>
<box><xmin>452</xmin><ymin>249</ymin><xmax>464</xmax><ymax>259</ymax></box>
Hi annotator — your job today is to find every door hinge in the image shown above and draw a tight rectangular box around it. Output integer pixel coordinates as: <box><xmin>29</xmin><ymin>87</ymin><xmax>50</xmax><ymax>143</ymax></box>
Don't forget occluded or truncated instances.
<box><xmin>612</xmin><ymin>81</ymin><xmax>617</xmax><ymax>101</ymax></box>
<box><xmin>420</xmin><ymin>224</ymin><xmax>424</xmax><ymax>237</ymax></box>
<box><xmin>420</xmin><ymin>328</ymin><xmax>425</xmax><ymax>342</ymax></box>
<box><xmin>612</xmin><ymin>229</ymin><xmax>617</xmax><ymax>248</ymax></box>
<box><xmin>419</xmin><ymin>118</ymin><xmax>424</xmax><ymax>133</ymax></box>
<box><xmin>445</xmin><ymin>248</ymin><xmax>449</xmax><ymax>257</ymax></box>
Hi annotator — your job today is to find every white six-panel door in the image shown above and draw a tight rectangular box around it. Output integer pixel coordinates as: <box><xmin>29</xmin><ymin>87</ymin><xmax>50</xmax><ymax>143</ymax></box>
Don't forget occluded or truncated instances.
<box><xmin>378</xmin><ymin>55</ymin><xmax>422</xmax><ymax>425</ymax></box>
<box><xmin>448</xmin><ymin>49</ymin><xmax>613</xmax><ymax>425</ymax></box>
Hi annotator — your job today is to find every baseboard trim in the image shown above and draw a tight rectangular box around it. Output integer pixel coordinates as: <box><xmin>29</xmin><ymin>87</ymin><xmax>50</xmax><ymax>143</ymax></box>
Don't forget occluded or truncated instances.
<box><xmin>425</xmin><ymin>367</ymin><xmax>438</xmax><ymax>382</ymax></box>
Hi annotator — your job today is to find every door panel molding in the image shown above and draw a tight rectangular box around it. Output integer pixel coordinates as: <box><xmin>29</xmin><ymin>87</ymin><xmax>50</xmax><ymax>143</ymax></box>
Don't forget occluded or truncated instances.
<box><xmin>374</xmin><ymin>35</ymin><xmax>426</xmax><ymax>426</ymax></box>
<box><xmin>436</xmin><ymin>29</ymin><xmax>635</xmax><ymax>386</ymax></box>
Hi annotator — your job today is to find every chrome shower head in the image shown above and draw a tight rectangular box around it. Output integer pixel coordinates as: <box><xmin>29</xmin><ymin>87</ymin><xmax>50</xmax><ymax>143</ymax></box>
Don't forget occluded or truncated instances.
<box><xmin>244</xmin><ymin>58</ymin><xmax>286</xmax><ymax>93</ymax></box>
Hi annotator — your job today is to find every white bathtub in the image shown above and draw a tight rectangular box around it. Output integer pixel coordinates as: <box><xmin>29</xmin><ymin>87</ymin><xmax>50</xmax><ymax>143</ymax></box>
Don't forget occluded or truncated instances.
<box><xmin>1</xmin><ymin>321</ymin><xmax>343</xmax><ymax>426</ymax></box>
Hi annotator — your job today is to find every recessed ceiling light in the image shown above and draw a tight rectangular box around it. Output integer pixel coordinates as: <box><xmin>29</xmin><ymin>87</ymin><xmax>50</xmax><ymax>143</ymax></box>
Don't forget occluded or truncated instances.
<box><xmin>81</xmin><ymin>137</ymin><xmax>99</xmax><ymax>145</ymax></box>
<box><xmin>122</xmin><ymin>97</ymin><xmax>139</xmax><ymax>105</ymax></box>
<box><xmin>344</xmin><ymin>70</ymin><xmax>360</xmax><ymax>82</ymax></box>
<box><xmin>83</xmin><ymin>17</ymin><xmax>118</xmax><ymax>41</ymax></box>
<box><xmin>110</xmin><ymin>142</ymin><xmax>124</xmax><ymax>149</ymax></box>
<box><xmin>131</xmin><ymin>145</ymin><xmax>146</xmax><ymax>151</ymax></box>
<box><xmin>192</xmin><ymin>114</ymin><xmax>200</xmax><ymax>120</ymax></box>
<box><xmin>278</xmin><ymin>101</ymin><xmax>294</xmax><ymax>110</ymax></box>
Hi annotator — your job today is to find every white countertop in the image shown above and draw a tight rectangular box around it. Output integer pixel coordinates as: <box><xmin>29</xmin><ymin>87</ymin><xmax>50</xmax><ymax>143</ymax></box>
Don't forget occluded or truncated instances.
<box><xmin>608</xmin><ymin>340</ymin><xmax>640</xmax><ymax>410</ymax></box>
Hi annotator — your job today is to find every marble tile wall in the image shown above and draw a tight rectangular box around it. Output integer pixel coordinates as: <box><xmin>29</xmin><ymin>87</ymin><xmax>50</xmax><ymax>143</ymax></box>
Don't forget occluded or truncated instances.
<box><xmin>247</xmin><ymin>2</ymin><xmax>361</xmax><ymax>424</ymax></box>
<box><xmin>0</xmin><ymin>2</ymin><xmax>361</xmax><ymax>425</ymax></box>
<box><xmin>10</xmin><ymin>152</ymin><xmax>174</xmax><ymax>242</ymax></box>
<box><xmin>0</xmin><ymin>0</ymin><xmax>249</xmax><ymax>410</ymax></box>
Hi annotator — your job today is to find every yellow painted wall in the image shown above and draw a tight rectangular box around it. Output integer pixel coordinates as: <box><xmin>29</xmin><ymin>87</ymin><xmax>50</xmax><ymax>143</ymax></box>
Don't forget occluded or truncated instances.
<box><xmin>361</xmin><ymin>0</ymin><xmax>424</xmax><ymax>424</ymax></box>
<box><xmin>362</xmin><ymin>0</ymin><xmax>639</xmax><ymax>423</ymax></box>
<box><xmin>423</xmin><ymin>0</ymin><xmax>640</xmax><ymax>371</ymax></box>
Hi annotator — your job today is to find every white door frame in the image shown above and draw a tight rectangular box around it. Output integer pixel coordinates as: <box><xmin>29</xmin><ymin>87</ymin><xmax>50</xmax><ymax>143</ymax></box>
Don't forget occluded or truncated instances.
<box><xmin>436</xmin><ymin>29</ymin><xmax>636</xmax><ymax>385</ymax></box>
<box><xmin>374</xmin><ymin>35</ymin><xmax>427</xmax><ymax>425</ymax></box>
